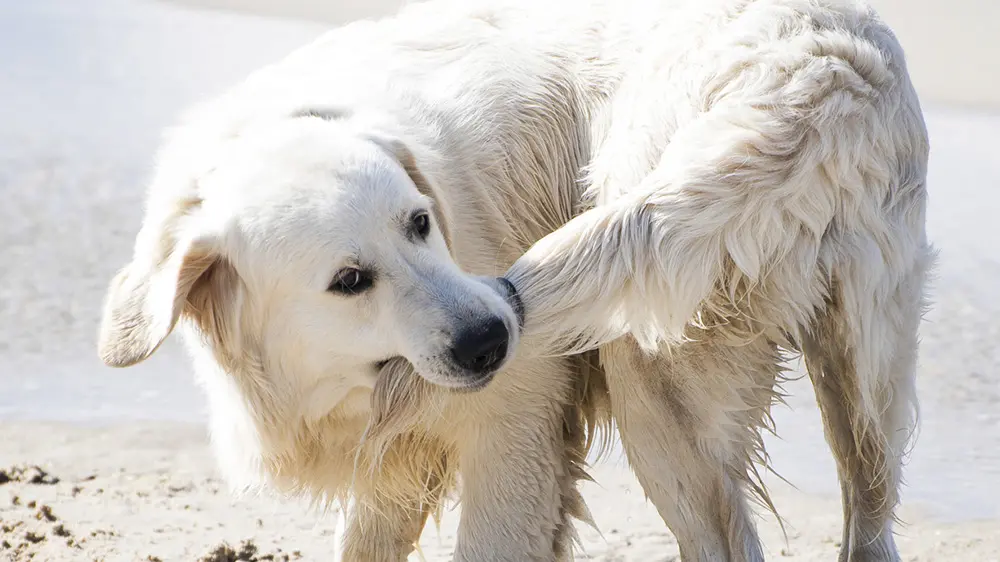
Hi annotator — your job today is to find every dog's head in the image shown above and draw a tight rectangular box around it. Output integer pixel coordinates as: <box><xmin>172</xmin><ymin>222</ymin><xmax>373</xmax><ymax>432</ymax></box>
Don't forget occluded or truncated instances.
<box><xmin>98</xmin><ymin>108</ymin><xmax>521</xmax><ymax>392</ymax></box>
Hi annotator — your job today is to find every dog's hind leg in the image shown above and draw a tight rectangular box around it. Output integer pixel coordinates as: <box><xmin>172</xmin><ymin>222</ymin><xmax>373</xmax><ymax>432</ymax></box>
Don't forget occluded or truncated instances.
<box><xmin>801</xmin><ymin>250</ymin><xmax>931</xmax><ymax>562</ymax></box>
<box><xmin>600</xmin><ymin>334</ymin><xmax>782</xmax><ymax>562</ymax></box>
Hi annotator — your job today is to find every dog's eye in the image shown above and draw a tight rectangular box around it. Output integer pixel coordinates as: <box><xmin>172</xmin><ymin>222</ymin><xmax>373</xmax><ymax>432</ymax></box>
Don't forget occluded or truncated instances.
<box><xmin>411</xmin><ymin>211</ymin><xmax>431</xmax><ymax>239</ymax></box>
<box><xmin>327</xmin><ymin>268</ymin><xmax>373</xmax><ymax>295</ymax></box>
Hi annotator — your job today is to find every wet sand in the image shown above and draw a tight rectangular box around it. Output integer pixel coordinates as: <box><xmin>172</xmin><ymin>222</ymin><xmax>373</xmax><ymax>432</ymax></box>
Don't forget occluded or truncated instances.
<box><xmin>1</xmin><ymin>0</ymin><xmax>998</xmax><ymax>560</ymax></box>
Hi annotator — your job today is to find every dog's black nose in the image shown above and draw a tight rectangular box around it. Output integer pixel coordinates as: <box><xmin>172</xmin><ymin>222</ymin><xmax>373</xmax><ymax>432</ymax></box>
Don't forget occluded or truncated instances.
<box><xmin>450</xmin><ymin>316</ymin><xmax>509</xmax><ymax>374</ymax></box>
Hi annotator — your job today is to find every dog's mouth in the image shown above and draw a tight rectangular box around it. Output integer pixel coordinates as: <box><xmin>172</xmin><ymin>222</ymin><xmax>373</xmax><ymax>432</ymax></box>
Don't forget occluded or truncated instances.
<box><xmin>444</xmin><ymin>371</ymin><xmax>497</xmax><ymax>393</ymax></box>
<box><xmin>373</xmin><ymin>357</ymin><xmax>396</xmax><ymax>371</ymax></box>
<box><xmin>475</xmin><ymin>275</ymin><xmax>524</xmax><ymax>332</ymax></box>
<box><xmin>373</xmin><ymin>356</ymin><xmax>498</xmax><ymax>391</ymax></box>
<box><xmin>495</xmin><ymin>277</ymin><xmax>524</xmax><ymax>330</ymax></box>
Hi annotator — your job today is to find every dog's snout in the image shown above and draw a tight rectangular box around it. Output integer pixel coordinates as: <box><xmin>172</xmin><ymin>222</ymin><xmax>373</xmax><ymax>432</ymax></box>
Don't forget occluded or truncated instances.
<box><xmin>450</xmin><ymin>317</ymin><xmax>509</xmax><ymax>374</ymax></box>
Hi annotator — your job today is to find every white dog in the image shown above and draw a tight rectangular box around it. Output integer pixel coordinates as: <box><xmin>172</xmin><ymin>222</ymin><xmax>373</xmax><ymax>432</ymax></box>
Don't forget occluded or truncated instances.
<box><xmin>98</xmin><ymin>0</ymin><xmax>932</xmax><ymax>560</ymax></box>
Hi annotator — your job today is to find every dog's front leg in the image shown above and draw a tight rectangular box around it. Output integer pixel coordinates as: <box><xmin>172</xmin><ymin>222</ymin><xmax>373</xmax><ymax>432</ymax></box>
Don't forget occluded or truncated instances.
<box><xmin>450</xmin><ymin>375</ymin><xmax>574</xmax><ymax>562</ymax></box>
<box><xmin>341</xmin><ymin>444</ymin><xmax>445</xmax><ymax>562</ymax></box>
<box><xmin>341</xmin><ymin>492</ymin><xmax>435</xmax><ymax>562</ymax></box>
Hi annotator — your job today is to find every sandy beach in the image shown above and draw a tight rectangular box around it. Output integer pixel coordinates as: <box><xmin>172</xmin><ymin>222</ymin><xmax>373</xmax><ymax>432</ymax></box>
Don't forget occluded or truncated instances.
<box><xmin>1</xmin><ymin>0</ymin><xmax>998</xmax><ymax>560</ymax></box>
<box><xmin>3</xmin><ymin>421</ymin><xmax>999</xmax><ymax>561</ymax></box>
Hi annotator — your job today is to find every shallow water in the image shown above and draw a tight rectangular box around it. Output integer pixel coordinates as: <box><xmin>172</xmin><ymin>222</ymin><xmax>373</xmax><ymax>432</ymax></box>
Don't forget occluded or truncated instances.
<box><xmin>1</xmin><ymin>0</ymin><xmax>997</xmax><ymax>521</ymax></box>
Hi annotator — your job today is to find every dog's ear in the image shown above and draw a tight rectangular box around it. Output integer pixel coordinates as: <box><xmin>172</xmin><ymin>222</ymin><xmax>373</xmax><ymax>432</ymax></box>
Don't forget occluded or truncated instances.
<box><xmin>367</xmin><ymin>134</ymin><xmax>453</xmax><ymax>252</ymax></box>
<box><xmin>98</xmin><ymin>197</ymin><xmax>227</xmax><ymax>368</ymax></box>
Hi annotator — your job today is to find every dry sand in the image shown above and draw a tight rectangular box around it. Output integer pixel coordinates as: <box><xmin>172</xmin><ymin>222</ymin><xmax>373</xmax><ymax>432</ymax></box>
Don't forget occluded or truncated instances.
<box><xmin>2</xmin><ymin>0</ymin><xmax>999</xmax><ymax>560</ymax></box>
<box><xmin>2</xmin><ymin>422</ymin><xmax>999</xmax><ymax>562</ymax></box>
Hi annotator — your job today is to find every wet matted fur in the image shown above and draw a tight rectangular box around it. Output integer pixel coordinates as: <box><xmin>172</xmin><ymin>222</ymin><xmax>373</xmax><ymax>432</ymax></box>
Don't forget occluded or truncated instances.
<box><xmin>98</xmin><ymin>0</ymin><xmax>931</xmax><ymax>560</ymax></box>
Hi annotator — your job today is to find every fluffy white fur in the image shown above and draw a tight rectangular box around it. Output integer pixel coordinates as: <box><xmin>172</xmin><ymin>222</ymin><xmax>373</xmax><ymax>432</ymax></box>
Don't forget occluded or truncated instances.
<box><xmin>98</xmin><ymin>0</ymin><xmax>932</xmax><ymax>561</ymax></box>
